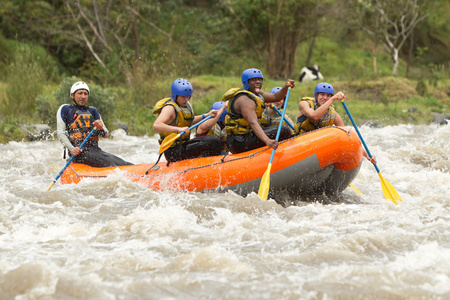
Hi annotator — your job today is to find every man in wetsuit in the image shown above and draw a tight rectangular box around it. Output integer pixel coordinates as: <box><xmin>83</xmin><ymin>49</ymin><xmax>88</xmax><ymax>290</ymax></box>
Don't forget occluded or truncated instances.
<box><xmin>56</xmin><ymin>81</ymin><xmax>133</xmax><ymax>167</ymax></box>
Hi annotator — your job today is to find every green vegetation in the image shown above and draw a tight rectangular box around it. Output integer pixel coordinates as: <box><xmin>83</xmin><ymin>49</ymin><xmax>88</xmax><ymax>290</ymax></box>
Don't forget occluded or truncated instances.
<box><xmin>0</xmin><ymin>40</ymin><xmax>449</xmax><ymax>143</ymax></box>
<box><xmin>0</xmin><ymin>0</ymin><xmax>449</xmax><ymax>143</ymax></box>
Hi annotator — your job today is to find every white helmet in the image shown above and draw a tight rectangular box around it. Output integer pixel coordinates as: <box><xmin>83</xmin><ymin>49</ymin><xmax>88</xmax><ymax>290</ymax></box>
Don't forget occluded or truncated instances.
<box><xmin>70</xmin><ymin>81</ymin><xmax>90</xmax><ymax>96</ymax></box>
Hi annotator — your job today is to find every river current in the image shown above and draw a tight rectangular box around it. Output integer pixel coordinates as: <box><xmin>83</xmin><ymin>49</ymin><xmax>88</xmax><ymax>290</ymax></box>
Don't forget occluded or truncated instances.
<box><xmin>0</xmin><ymin>124</ymin><xmax>449</xmax><ymax>299</ymax></box>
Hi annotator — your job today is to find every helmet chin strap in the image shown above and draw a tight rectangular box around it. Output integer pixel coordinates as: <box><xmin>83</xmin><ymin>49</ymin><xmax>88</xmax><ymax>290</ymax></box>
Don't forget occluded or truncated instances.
<box><xmin>71</xmin><ymin>96</ymin><xmax>77</xmax><ymax>105</ymax></box>
<box><xmin>71</xmin><ymin>96</ymin><xmax>85</xmax><ymax>108</ymax></box>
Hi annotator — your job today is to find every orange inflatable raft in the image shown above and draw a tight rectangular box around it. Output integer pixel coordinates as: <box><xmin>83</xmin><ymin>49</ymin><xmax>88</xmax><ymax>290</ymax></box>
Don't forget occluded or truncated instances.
<box><xmin>60</xmin><ymin>127</ymin><xmax>363</xmax><ymax>198</ymax></box>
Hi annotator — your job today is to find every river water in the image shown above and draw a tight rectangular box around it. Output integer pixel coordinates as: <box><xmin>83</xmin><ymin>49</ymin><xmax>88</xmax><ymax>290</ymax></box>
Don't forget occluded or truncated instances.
<box><xmin>0</xmin><ymin>124</ymin><xmax>449</xmax><ymax>299</ymax></box>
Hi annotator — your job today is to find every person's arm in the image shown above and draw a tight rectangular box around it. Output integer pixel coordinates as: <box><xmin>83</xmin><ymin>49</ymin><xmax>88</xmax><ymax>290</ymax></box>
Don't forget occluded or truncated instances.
<box><xmin>363</xmin><ymin>150</ymin><xmax>377</xmax><ymax>164</ymax></box>
<box><xmin>299</xmin><ymin>92</ymin><xmax>346</xmax><ymax>121</ymax></box>
<box><xmin>153</xmin><ymin>105</ymin><xmax>189</xmax><ymax>136</ymax></box>
<box><xmin>262</xmin><ymin>79</ymin><xmax>295</xmax><ymax>103</ymax></box>
<box><xmin>196</xmin><ymin>115</ymin><xmax>217</xmax><ymax>135</ymax></box>
<box><xmin>192</xmin><ymin>109</ymin><xmax>218</xmax><ymax>125</ymax></box>
<box><xmin>92</xmin><ymin>120</ymin><xmax>106</xmax><ymax>137</ymax></box>
<box><xmin>298</xmin><ymin>100</ymin><xmax>324</xmax><ymax>121</ymax></box>
<box><xmin>91</xmin><ymin>108</ymin><xmax>108</xmax><ymax>138</ymax></box>
<box><xmin>237</xmin><ymin>96</ymin><xmax>278</xmax><ymax>149</ymax></box>
<box><xmin>197</xmin><ymin>103</ymin><xmax>227</xmax><ymax>135</ymax></box>
<box><xmin>56</xmin><ymin>105</ymin><xmax>75</xmax><ymax>152</ymax></box>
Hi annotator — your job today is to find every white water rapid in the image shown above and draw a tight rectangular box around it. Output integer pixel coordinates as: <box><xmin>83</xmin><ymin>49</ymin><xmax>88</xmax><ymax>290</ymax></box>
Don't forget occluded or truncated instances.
<box><xmin>0</xmin><ymin>124</ymin><xmax>449</xmax><ymax>299</ymax></box>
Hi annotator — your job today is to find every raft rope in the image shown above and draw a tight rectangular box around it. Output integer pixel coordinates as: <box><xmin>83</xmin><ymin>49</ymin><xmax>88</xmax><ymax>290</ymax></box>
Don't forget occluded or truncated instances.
<box><xmin>144</xmin><ymin>153</ymin><xmax>163</xmax><ymax>175</ymax></box>
<box><xmin>70</xmin><ymin>126</ymin><xmax>352</xmax><ymax>179</ymax></box>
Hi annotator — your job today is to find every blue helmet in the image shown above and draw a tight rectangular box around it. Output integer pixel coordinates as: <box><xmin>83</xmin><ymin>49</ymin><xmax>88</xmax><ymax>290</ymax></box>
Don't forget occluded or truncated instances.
<box><xmin>314</xmin><ymin>82</ymin><xmax>334</xmax><ymax>101</ymax></box>
<box><xmin>270</xmin><ymin>87</ymin><xmax>286</xmax><ymax>108</ymax></box>
<box><xmin>241</xmin><ymin>68</ymin><xmax>263</xmax><ymax>90</ymax></box>
<box><xmin>269</xmin><ymin>87</ymin><xmax>282</xmax><ymax>93</ymax></box>
<box><xmin>211</xmin><ymin>101</ymin><xmax>227</xmax><ymax>123</ymax></box>
<box><xmin>171</xmin><ymin>78</ymin><xmax>193</xmax><ymax>101</ymax></box>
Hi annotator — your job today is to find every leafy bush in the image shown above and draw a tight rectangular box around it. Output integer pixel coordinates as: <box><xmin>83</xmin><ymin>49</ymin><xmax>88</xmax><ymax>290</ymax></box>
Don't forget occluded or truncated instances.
<box><xmin>35</xmin><ymin>94</ymin><xmax>57</xmax><ymax>128</ymax></box>
<box><xmin>428</xmin><ymin>64</ymin><xmax>448</xmax><ymax>87</ymax></box>
<box><xmin>416</xmin><ymin>78</ymin><xmax>428</xmax><ymax>96</ymax></box>
<box><xmin>0</xmin><ymin>116</ymin><xmax>26</xmax><ymax>143</ymax></box>
<box><xmin>0</xmin><ymin>37</ymin><xmax>60</xmax><ymax>82</ymax></box>
<box><xmin>0</xmin><ymin>35</ymin><xmax>13</xmax><ymax>76</ymax></box>
<box><xmin>3</xmin><ymin>44</ymin><xmax>45</xmax><ymax>120</ymax></box>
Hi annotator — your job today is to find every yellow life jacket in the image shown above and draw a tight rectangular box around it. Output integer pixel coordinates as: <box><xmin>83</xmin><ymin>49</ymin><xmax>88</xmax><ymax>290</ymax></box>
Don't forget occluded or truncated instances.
<box><xmin>224</xmin><ymin>88</ymin><xmax>265</xmax><ymax>135</ymax></box>
<box><xmin>260</xmin><ymin>107</ymin><xmax>271</xmax><ymax>128</ymax></box>
<box><xmin>68</xmin><ymin>106</ymin><xmax>99</xmax><ymax>144</ymax></box>
<box><xmin>152</xmin><ymin>97</ymin><xmax>194</xmax><ymax>146</ymax></box>
<box><xmin>294</xmin><ymin>97</ymin><xmax>336</xmax><ymax>134</ymax></box>
<box><xmin>207</xmin><ymin>123</ymin><xmax>226</xmax><ymax>142</ymax></box>
<box><xmin>270</xmin><ymin>115</ymin><xmax>284</xmax><ymax>127</ymax></box>
<box><xmin>261</xmin><ymin>107</ymin><xmax>294</xmax><ymax>134</ymax></box>
<box><xmin>261</xmin><ymin>107</ymin><xmax>289</xmax><ymax>128</ymax></box>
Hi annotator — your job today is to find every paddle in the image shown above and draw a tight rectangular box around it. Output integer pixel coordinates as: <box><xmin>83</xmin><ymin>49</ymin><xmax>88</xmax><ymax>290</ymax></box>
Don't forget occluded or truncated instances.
<box><xmin>258</xmin><ymin>87</ymin><xmax>291</xmax><ymax>200</ymax></box>
<box><xmin>349</xmin><ymin>183</ymin><xmax>362</xmax><ymax>195</ymax></box>
<box><xmin>272</xmin><ymin>103</ymin><xmax>363</xmax><ymax>196</ymax></box>
<box><xmin>340</xmin><ymin>100</ymin><xmax>403</xmax><ymax>205</ymax></box>
<box><xmin>269</xmin><ymin>104</ymin><xmax>295</xmax><ymax>130</ymax></box>
<box><xmin>45</xmin><ymin>128</ymin><xmax>97</xmax><ymax>192</ymax></box>
<box><xmin>158</xmin><ymin>114</ymin><xmax>214</xmax><ymax>154</ymax></box>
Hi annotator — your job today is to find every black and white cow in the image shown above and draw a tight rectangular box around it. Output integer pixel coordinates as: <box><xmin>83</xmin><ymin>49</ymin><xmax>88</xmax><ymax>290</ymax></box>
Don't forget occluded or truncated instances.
<box><xmin>298</xmin><ymin>64</ymin><xmax>323</xmax><ymax>82</ymax></box>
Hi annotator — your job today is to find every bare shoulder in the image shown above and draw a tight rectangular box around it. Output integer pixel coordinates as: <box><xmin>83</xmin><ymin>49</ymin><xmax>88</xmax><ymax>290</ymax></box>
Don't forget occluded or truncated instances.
<box><xmin>299</xmin><ymin>101</ymin><xmax>310</xmax><ymax>108</ymax></box>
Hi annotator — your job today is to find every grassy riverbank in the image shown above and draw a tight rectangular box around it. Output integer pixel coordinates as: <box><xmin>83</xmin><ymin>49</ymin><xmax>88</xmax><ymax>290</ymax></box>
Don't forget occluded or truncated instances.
<box><xmin>0</xmin><ymin>75</ymin><xmax>449</xmax><ymax>144</ymax></box>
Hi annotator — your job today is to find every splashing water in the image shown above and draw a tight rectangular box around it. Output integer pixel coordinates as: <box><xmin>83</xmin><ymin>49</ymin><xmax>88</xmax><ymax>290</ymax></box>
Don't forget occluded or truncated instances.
<box><xmin>0</xmin><ymin>125</ymin><xmax>449</xmax><ymax>299</ymax></box>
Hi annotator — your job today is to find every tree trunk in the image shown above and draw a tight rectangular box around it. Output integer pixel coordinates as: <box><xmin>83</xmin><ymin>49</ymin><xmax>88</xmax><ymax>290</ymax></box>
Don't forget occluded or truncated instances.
<box><xmin>370</xmin><ymin>38</ymin><xmax>378</xmax><ymax>78</ymax></box>
<box><xmin>373</xmin><ymin>55</ymin><xmax>377</xmax><ymax>77</ymax></box>
<box><xmin>392</xmin><ymin>48</ymin><xmax>399</xmax><ymax>76</ymax></box>
<box><xmin>406</xmin><ymin>29</ymin><xmax>414</xmax><ymax>78</ymax></box>
<box><xmin>268</xmin><ymin>29</ymin><xmax>299</xmax><ymax>79</ymax></box>
<box><xmin>305</xmin><ymin>10</ymin><xmax>319</xmax><ymax>67</ymax></box>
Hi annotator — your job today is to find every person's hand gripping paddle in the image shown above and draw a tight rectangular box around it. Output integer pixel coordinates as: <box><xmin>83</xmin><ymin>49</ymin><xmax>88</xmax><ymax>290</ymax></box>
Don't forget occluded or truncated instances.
<box><xmin>258</xmin><ymin>87</ymin><xmax>291</xmax><ymax>201</ymax></box>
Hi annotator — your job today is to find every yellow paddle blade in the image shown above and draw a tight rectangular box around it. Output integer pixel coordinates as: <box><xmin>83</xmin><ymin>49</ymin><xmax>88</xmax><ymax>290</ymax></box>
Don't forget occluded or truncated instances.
<box><xmin>258</xmin><ymin>163</ymin><xmax>272</xmax><ymax>201</ymax></box>
<box><xmin>45</xmin><ymin>182</ymin><xmax>56</xmax><ymax>192</ymax></box>
<box><xmin>349</xmin><ymin>183</ymin><xmax>362</xmax><ymax>195</ymax></box>
<box><xmin>159</xmin><ymin>133</ymin><xmax>181</xmax><ymax>154</ymax></box>
<box><xmin>378</xmin><ymin>172</ymin><xmax>402</xmax><ymax>205</ymax></box>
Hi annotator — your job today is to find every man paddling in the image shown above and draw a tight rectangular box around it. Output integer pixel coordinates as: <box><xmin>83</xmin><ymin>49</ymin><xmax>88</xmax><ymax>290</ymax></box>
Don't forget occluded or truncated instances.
<box><xmin>224</xmin><ymin>68</ymin><xmax>295</xmax><ymax>153</ymax></box>
<box><xmin>56</xmin><ymin>81</ymin><xmax>133</xmax><ymax>167</ymax></box>
<box><xmin>295</xmin><ymin>82</ymin><xmax>377</xmax><ymax>164</ymax></box>
<box><xmin>152</xmin><ymin>78</ymin><xmax>222</xmax><ymax>162</ymax></box>
<box><xmin>261</xmin><ymin>86</ymin><xmax>295</xmax><ymax>131</ymax></box>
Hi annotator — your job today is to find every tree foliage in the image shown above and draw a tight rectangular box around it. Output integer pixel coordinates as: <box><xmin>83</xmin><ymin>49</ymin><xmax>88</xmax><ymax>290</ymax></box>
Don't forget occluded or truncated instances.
<box><xmin>222</xmin><ymin>0</ymin><xmax>317</xmax><ymax>79</ymax></box>
<box><xmin>349</xmin><ymin>0</ymin><xmax>431</xmax><ymax>76</ymax></box>
<box><xmin>0</xmin><ymin>0</ymin><xmax>448</xmax><ymax>84</ymax></box>
<box><xmin>3</xmin><ymin>44</ymin><xmax>45</xmax><ymax>119</ymax></box>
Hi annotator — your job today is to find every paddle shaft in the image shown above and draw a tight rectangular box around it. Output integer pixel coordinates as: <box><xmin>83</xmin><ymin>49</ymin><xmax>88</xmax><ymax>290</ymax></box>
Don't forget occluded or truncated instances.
<box><xmin>159</xmin><ymin>114</ymin><xmax>214</xmax><ymax>154</ymax></box>
<box><xmin>341</xmin><ymin>100</ymin><xmax>402</xmax><ymax>204</ymax></box>
<box><xmin>270</xmin><ymin>87</ymin><xmax>292</xmax><ymax>163</ymax></box>
<box><xmin>179</xmin><ymin>114</ymin><xmax>214</xmax><ymax>137</ymax></box>
<box><xmin>270</xmin><ymin>105</ymin><xmax>295</xmax><ymax>130</ymax></box>
<box><xmin>46</xmin><ymin>128</ymin><xmax>96</xmax><ymax>191</ymax></box>
<box><xmin>258</xmin><ymin>87</ymin><xmax>292</xmax><ymax>200</ymax></box>
<box><xmin>341</xmin><ymin>100</ymin><xmax>381</xmax><ymax>173</ymax></box>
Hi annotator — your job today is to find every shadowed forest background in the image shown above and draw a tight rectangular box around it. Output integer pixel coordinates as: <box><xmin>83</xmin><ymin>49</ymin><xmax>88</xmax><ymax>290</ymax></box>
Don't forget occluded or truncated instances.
<box><xmin>0</xmin><ymin>0</ymin><xmax>449</xmax><ymax>143</ymax></box>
